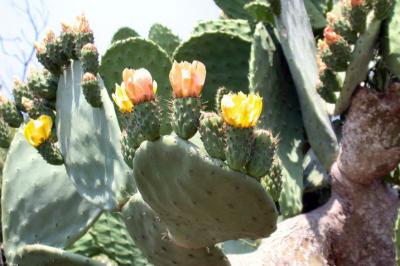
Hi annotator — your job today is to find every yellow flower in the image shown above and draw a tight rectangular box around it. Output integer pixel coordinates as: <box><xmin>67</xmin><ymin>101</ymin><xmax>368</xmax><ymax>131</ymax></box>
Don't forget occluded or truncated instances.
<box><xmin>221</xmin><ymin>92</ymin><xmax>263</xmax><ymax>128</ymax></box>
<box><xmin>24</xmin><ymin>115</ymin><xmax>53</xmax><ymax>147</ymax></box>
<box><xmin>121</xmin><ymin>68</ymin><xmax>157</xmax><ymax>105</ymax></box>
<box><xmin>112</xmin><ymin>83</ymin><xmax>133</xmax><ymax>113</ymax></box>
<box><xmin>169</xmin><ymin>60</ymin><xmax>206</xmax><ymax>98</ymax></box>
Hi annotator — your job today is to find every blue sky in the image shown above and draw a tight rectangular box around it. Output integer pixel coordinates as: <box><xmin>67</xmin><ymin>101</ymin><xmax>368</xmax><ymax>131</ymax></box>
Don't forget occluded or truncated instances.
<box><xmin>0</xmin><ymin>0</ymin><xmax>221</xmax><ymax>94</ymax></box>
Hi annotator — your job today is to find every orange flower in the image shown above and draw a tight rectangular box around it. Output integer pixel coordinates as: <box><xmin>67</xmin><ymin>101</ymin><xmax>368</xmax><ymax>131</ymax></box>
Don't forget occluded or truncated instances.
<box><xmin>169</xmin><ymin>60</ymin><xmax>206</xmax><ymax>98</ymax></box>
<box><xmin>121</xmin><ymin>68</ymin><xmax>157</xmax><ymax>105</ymax></box>
<box><xmin>350</xmin><ymin>0</ymin><xmax>364</xmax><ymax>8</ymax></box>
<box><xmin>323</xmin><ymin>27</ymin><xmax>341</xmax><ymax>46</ymax></box>
<box><xmin>75</xmin><ymin>14</ymin><xmax>92</xmax><ymax>33</ymax></box>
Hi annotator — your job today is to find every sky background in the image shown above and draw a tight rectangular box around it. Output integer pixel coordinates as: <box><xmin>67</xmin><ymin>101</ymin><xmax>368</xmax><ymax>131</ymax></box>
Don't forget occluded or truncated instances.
<box><xmin>0</xmin><ymin>0</ymin><xmax>221</xmax><ymax>95</ymax></box>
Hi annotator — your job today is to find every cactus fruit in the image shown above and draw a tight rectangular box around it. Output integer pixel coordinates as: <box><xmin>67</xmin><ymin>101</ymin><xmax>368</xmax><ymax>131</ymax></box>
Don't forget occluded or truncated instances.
<box><xmin>261</xmin><ymin>158</ymin><xmax>283</xmax><ymax>202</ymax></box>
<box><xmin>171</xmin><ymin>97</ymin><xmax>201</xmax><ymax>140</ymax></box>
<box><xmin>343</xmin><ymin>1</ymin><xmax>368</xmax><ymax>33</ymax></box>
<box><xmin>27</xmin><ymin>69</ymin><xmax>58</xmax><ymax>100</ymax></box>
<box><xmin>327</xmin><ymin>12</ymin><xmax>358</xmax><ymax>44</ymax></box>
<box><xmin>0</xmin><ymin>120</ymin><xmax>11</xmax><ymax>148</ymax></box>
<box><xmin>81</xmin><ymin>73</ymin><xmax>103</xmax><ymax>108</ymax></box>
<box><xmin>37</xmin><ymin>139</ymin><xmax>64</xmax><ymax>165</ymax></box>
<box><xmin>120</xmin><ymin>120</ymin><xmax>144</xmax><ymax>169</ymax></box>
<box><xmin>132</xmin><ymin>135</ymin><xmax>278</xmax><ymax>248</ymax></box>
<box><xmin>319</xmin><ymin>39</ymin><xmax>351</xmax><ymax>72</ymax></box>
<box><xmin>12</xmin><ymin>78</ymin><xmax>33</xmax><ymax>112</ymax></box>
<box><xmin>199</xmin><ymin>112</ymin><xmax>226</xmax><ymax>160</ymax></box>
<box><xmin>60</xmin><ymin>22</ymin><xmax>78</xmax><ymax>60</ymax></box>
<box><xmin>246</xmin><ymin>129</ymin><xmax>277</xmax><ymax>178</ymax></box>
<box><xmin>111</xmin><ymin>27</ymin><xmax>139</xmax><ymax>43</ymax></box>
<box><xmin>134</xmin><ymin>101</ymin><xmax>161</xmax><ymax>141</ymax></box>
<box><xmin>81</xmin><ymin>43</ymin><xmax>99</xmax><ymax>74</ymax></box>
<box><xmin>74</xmin><ymin>15</ymin><xmax>95</xmax><ymax>57</ymax></box>
<box><xmin>44</xmin><ymin>31</ymin><xmax>69</xmax><ymax>69</ymax></box>
<box><xmin>225</xmin><ymin>126</ymin><xmax>254</xmax><ymax>171</ymax></box>
<box><xmin>148</xmin><ymin>23</ymin><xmax>181</xmax><ymax>55</ymax></box>
<box><xmin>0</xmin><ymin>102</ymin><xmax>23</xmax><ymax>128</ymax></box>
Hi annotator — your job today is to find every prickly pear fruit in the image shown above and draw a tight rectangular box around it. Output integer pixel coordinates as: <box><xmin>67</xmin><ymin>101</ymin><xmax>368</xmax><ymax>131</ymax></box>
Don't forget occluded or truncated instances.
<box><xmin>199</xmin><ymin>112</ymin><xmax>226</xmax><ymax>160</ymax></box>
<box><xmin>13</xmin><ymin>78</ymin><xmax>33</xmax><ymax>112</ymax></box>
<box><xmin>171</xmin><ymin>97</ymin><xmax>201</xmax><ymax>140</ymax></box>
<box><xmin>246</xmin><ymin>129</ymin><xmax>277</xmax><ymax>178</ymax></box>
<box><xmin>134</xmin><ymin>100</ymin><xmax>160</xmax><ymax>141</ymax></box>
<box><xmin>0</xmin><ymin>102</ymin><xmax>23</xmax><ymax>128</ymax></box>
<box><xmin>81</xmin><ymin>73</ymin><xmax>102</xmax><ymax>108</ymax></box>
<box><xmin>37</xmin><ymin>139</ymin><xmax>64</xmax><ymax>165</ymax></box>
<box><xmin>0</xmin><ymin>119</ymin><xmax>11</xmax><ymax>148</ymax></box>
<box><xmin>225</xmin><ymin>125</ymin><xmax>254</xmax><ymax>171</ymax></box>
<box><xmin>80</xmin><ymin>43</ymin><xmax>99</xmax><ymax>74</ymax></box>
<box><xmin>60</xmin><ymin>22</ymin><xmax>77</xmax><ymax>60</ymax></box>
<box><xmin>261</xmin><ymin>158</ymin><xmax>283</xmax><ymax>202</ymax></box>
<box><xmin>27</xmin><ymin>69</ymin><xmax>58</xmax><ymax>100</ymax></box>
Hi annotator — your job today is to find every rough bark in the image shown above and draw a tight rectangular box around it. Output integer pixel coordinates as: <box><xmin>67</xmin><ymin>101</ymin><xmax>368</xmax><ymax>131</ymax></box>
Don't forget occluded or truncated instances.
<box><xmin>228</xmin><ymin>84</ymin><xmax>400</xmax><ymax>266</ymax></box>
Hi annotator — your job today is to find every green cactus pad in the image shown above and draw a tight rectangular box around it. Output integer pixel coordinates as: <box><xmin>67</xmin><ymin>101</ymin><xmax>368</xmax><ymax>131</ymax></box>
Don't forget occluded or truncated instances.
<box><xmin>304</xmin><ymin>0</ymin><xmax>327</xmax><ymax>30</ymax></box>
<box><xmin>213</xmin><ymin>0</ymin><xmax>252</xmax><ymax>19</ymax></box>
<box><xmin>56</xmin><ymin>61</ymin><xmax>134</xmax><ymax>210</ymax></box>
<box><xmin>69</xmin><ymin>212</ymin><xmax>151</xmax><ymax>266</ymax></box>
<box><xmin>171</xmin><ymin>97</ymin><xmax>201</xmax><ymax>140</ymax></box>
<box><xmin>383</xmin><ymin>0</ymin><xmax>400</xmax><ymax>79</ymax></box>
<box><xmin>14</xmin><ymin>245</ymin><xmax>105</xmax><ymax>266</ymax></box>
<box><xmin>135</xmin><ymin>100</ymin><xmax>161</xmax><ymax>141</ymax></box>
<box><xmin>173</xmin><ymin>32</ymin><xmax>250</xmax><ymax>110</ymax></box>
<box><xmin>99</xmin><ymin>37</ymin><xmax>172</xmax><ymax>134</ymax></box>
<box><xmin>192</xmin><ymin>19</ymin><xmax>252</xmax><ymax>41</ymax></box>
<box><xmin>249</xmin><ymin>23</ymin><xmax>304</xmax><ymax>217</ymax></box>
<box><xmin>132</xmin><ymin>135</ymin><xmax>278</xmax><ymax>248</ymax></box>
<box><xmin>275</xmin><ymin>0</ymin><xmax>339</xmax><ymax>170</ymax></box>
<box><xmin>199</xmin><ymin>112</ymin><xmax>226</xmax><ymax>160</ymax></box>
<box><xmin>111</xmin><ymin>27</ymin><xmax>139</xmax><ymax>43</ymax></box>
<box><xmin>148</xmin><ymin>23</ymin><xmax>181</xmax><ymax>55</ymax></box>
<box><xmin>122</xmin><ymin>194</ymin><xmax>231</xmax><ymax>266</ymax></box>
<box><xmin>244</xmin><ymin>0</ymin><xmax>275</xmax><ymax>24</ymax></box>
<box><xmin>2</xmin><ymin>130</ymin><xmax>101</xmax><ymax>263</ymax></box>
<box><xmin>0</xmin><ymin>102</ymin><xmax>23</xmax><ymax>128</ymax></box>
<box><xmin>334</xmin><ymin>15</ymin><xmax>381</xmax><ymax>114</ymax></box>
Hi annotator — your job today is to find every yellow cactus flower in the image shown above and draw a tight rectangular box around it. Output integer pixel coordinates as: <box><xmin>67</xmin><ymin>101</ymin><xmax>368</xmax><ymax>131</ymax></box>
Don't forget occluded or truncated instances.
<box><xmin>112</xmin><ymin>83</ymin><xmax>133</xmax><ymax>113</ymax></box>
<box><xmin>221</xmin><ymin>92</ymin><xmax>263</xmax><ymax>128</ymax></box>
<box><xmin>121</xmin><ymin>68</ymin><xmax>157</xmax><ymax>105</ymax></box>
<box><xmin>24</xmin><ymin>115</ymin><xmax>53</xmax><ymax>147</ymax></box>
<box><xmin>169</xmin><ymin>60</ymin><xmax>206</xmax><ymax>98</ymax></box>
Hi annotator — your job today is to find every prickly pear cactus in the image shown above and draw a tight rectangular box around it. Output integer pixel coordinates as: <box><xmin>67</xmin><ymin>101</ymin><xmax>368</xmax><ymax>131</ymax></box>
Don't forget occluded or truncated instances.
<box><xmin>192</xmin><ymin>19</ymin><xmax>252</xmax><ymax>41</ymax></box>
<box><xmin>111</xmin><ymin>27</ymin><xmax>139</xmax><ymax>43</ymax></box>
<box><xmin>132</xmin><ymin>135</ymin><xmax>278</xmax><ymax>248</ymax></box>
<box><xmin>56</xmin><ymin>61</ymin><xmax>134</xmax><ymax>210</ymax></box>
<box><xmin>2</xmin><ymin>130</ymin><xmax>101</xmax><ymax>264</ymax></box>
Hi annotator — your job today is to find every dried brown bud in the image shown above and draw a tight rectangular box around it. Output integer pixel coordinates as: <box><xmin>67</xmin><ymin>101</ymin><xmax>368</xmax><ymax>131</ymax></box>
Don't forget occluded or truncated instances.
<box><xmin>82</xmin><ymin>43</ymin><xmax>97</xmax><ymax>53</ymax></box>
<box><xmin>21</xmin><ymin>96</ymin><xmax>34</xmax><ymax>111</ymax></box>
<box><xmin>82</xmin><ymin>72</ymin><xmax>97</xmax><ymax>82</ymax></box>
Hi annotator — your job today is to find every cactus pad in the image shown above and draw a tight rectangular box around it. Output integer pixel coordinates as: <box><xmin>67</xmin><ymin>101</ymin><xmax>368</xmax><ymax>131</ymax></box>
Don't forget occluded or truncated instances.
<box><xmin>213</xmin><ymin>0</ymin><xmax>252</xmax><ymax>19</ymax></box>
<box><xmin>383</xmin><ymin>0</ymin><xmax>400</xmax><ymax>79</ymax></box>
<box><xmin>122</xmin><ymin>194</ymin><xmax>231</xmax><ymax>266</ymax></box>
<box><xmin>275</xmin><ymin>0</ymin><xmax>338</xmax><ymax>170</ymax></box>
<box><xmin>249</xmin><ymin>23</ymin><xmax>304</xmax><ymax>216</ymax></box>
<box><xmin>192</xmin><ymin>19</ymin><xmax>252</xmax><ymax>41</ymax></box>
<box><xmin>14</xmin><ymin>245</ymin><xmax>104</xmax><ymax>266</ymax></box>
<box><xmin>148</xmin><ymin>23</ymin><xmax>181</xmax><ymax>55</ymax></box>
<box><xmin>111</xmin><ymin>27</ymin><xmax>139</xmax><ymax>43</ymax></box>
<box><xmin>56</xmin><ymin>61</ymin><xmax>134</xmax><ymax>210</ymax></box>
<box><xmin>99</xmin><ymin>37</ymin><xmax>172</xmax><ymax>134</ymax></box>
<box><xmin>132</xmin><ymin>135</ymin><xmax>278</xmax><ymax>248</ymax></box>
<box><xmin>173</xmin><ymin>32</ymin><xmax>250</xmax><ymax>110</ymax></box>
<box><xmin>2</xmin><ymin>130</ymin><xmax>101</xmax><ymax>263</ymax></box>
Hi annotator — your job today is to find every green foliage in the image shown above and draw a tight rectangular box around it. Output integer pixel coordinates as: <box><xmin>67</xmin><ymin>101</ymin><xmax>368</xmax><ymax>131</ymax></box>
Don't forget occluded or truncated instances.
<box><xmin>174</xmin><ymin>31</ymin><xmax>250</xmax><ymax>109</ymax></box>
<box><xmin>57</xmin><ymin>61</ymin><xmax>134</xmax><ymax>210</ymax></box>
<box><xmin>275</xmin><ymin>0</ymin><xmax>338</xmax><ymax>170</ymax></box>
<box><xmin>192</xmin><ymin>19</ymin><xmax>252</xmax><ymax>41</ymax></box>
<box><xmin>213</xmin><ymin>0</ymin><xmax>252</xmax><ymax>19</ymax></box>
<box><xmin>2</xmin><ymin>130</ymin><xmax>101</xmax><ymax>264</ymax></box>
<box><xmin>132</xmin><ymin>135</ymin><xmax>277</xmax><ymax>248</ymax></box>
<box><xmin>111</xmin><ymin>27</ymin><xmax>139</xmax><ymax>43</ymax></box>
<box><xmin>69</xmin><ymin>212</ymin><xmax>151</xmax><ymax>266</ymax></box>
<box><xmin>249</xmin><ymin>23</ymin><xmax>304</xmax><ymax>216</ymax></box>
<box><xmin>148</xmin><ymin>23</ymin><xmax>180</xmax><ymax>55</ymax></box>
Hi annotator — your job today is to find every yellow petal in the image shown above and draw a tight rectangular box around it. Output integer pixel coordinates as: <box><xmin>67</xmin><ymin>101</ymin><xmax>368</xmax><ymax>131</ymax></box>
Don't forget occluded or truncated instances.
<box><xmin>153</xmin><ymin>80</ymin><xmax>158</xmax><ymax>95</ymax></box>
<box><xmin>24</xmin><ymin>115</ymin><xmax>53</xmax><ymax>147</ymax></box>
<box><xmin>112</xmin><ymin>84</ymin><xmax>133</xmax><ymax>113</ymax></box>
